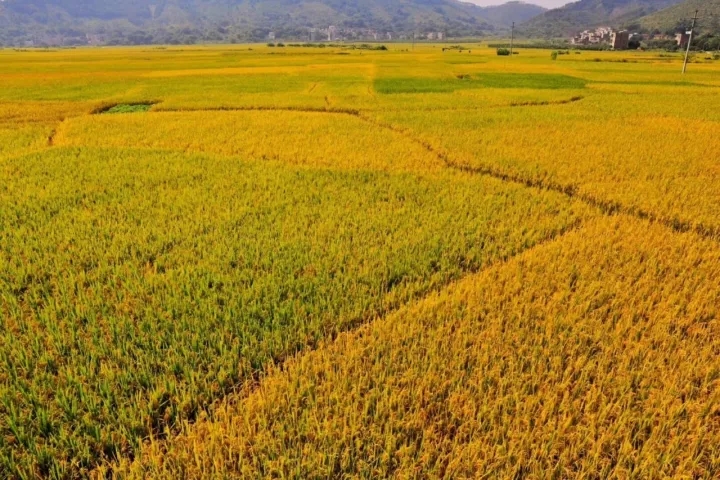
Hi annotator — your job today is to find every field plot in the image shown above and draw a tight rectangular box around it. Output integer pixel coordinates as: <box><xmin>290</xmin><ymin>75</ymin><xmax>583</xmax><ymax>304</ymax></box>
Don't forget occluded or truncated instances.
<box><xmin>121</xmin><ymin>216</ymin><xmax>720</xmax><ymax>479</ymax></box>
<box><xmin>53</xmin><ymin>110</ymin><xmax>446</xmax><ymax>172</ymax></box>
<box><xmin>1</xmin><ymin>45</ymin><xmax>719</xmax><ymax>478</ymax></box>
<box><xmin>377</xmin><ymin>92</ymin><xmax>720</xmax><ymax>235</ymax></box>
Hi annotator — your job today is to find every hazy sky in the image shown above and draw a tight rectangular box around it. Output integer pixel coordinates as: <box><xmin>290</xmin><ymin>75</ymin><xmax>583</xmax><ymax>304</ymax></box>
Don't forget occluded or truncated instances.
<box><xmin>467</xmin><ymin>0</ymin><xmax>574</xmax><ymax>7</ymax></box>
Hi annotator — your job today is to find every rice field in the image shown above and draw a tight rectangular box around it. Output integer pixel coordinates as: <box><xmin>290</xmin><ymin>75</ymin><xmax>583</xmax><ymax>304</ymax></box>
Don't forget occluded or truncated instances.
<box><xmin>1</xmin><ymin>44</ymin><xmax>719</xmax><ymax>479</ymax></box>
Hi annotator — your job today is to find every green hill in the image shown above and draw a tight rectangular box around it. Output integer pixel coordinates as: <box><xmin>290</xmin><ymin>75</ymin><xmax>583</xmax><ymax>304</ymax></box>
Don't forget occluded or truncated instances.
<box><xmin>520</xmin><ymin>0</ymin><xmax>685</xmax><ymax>38</ymax></box>
<box><xmin>635</xmin><ymin>0</ymin><xmax>720</xmax><ymax>33</ymax></box>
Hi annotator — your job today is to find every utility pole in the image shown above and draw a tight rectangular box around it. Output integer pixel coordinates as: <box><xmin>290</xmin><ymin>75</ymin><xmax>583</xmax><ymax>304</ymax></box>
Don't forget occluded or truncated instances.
<box><xmin>510</xmin><ymin>22</ymin><xmax>515</xmax><ymax>56</ymax></box>
<box><xmin>682</xmin><ymin>10</ymin><xmax>699</xmax><ymax>74</ymax></box>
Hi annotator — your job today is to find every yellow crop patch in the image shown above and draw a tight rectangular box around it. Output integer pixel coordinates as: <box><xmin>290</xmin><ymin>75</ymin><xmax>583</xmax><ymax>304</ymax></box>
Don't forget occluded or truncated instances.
<box><xmin>54</xmin><ymin>110</ymin><xmax>445</xmax><ymax>172</ymax></box>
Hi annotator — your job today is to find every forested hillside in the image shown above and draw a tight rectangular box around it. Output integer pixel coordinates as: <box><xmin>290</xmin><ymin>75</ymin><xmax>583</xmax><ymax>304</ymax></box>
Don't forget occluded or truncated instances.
<box><xmin>520</xmin><ymin>0</ymin><xmax>684</xmax><ymax>37</ymax></box>
<box><xmin>635</xmin><ymin>0</ymin><xmax>720</xmax><ymax>33</ymax></box>
<box><xmin>0</xmin><ymin>0</ymin><xmax>545</xmax><ymax>45</ymax></box>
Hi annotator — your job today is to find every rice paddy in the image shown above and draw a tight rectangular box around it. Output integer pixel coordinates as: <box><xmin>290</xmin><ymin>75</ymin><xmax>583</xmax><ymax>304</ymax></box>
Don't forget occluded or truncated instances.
<box><xmin>1</xmin><ymin>44</ymin><xmax>719</xmax><ymax>478</ymax></box>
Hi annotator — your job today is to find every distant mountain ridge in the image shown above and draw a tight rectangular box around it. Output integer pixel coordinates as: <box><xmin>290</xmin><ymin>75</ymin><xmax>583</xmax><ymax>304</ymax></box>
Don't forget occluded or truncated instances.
<box><xmin>520</xmin><ymin>0</ymin><xmax>685</xmax><ymax>38</ymax></box>
<box><xmin>0</xmin><ymin>0</ymin><xmax>546</xmax><ymax>45</ymax></box>
<box><xmin>480</xmin><ymin>1</ymin><xmax>547</xmax><ymax>26</ymax></box>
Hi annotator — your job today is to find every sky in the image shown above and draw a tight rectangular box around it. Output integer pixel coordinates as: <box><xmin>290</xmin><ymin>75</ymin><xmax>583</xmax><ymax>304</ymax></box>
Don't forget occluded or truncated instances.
<box><xmin>467</xmin><ymin>0</ymin><xmax>573</xmax><ymax>7</ymax></box>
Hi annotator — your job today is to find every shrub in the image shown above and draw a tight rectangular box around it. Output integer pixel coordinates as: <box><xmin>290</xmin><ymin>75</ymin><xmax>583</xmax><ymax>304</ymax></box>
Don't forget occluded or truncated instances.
<box><xmin>551</xmin><ymin>51</ymin><xmax>559</xmax><ymax>60</ymax></box>
<box><xmin>101</xmin><ymin>103</ymin><xmax>154</xmax><ymax>114</ymax></box>
<box><xmin>497</xmin><ymin>48</ymin><xmax>511</xmax><ymax>56</ymax></box>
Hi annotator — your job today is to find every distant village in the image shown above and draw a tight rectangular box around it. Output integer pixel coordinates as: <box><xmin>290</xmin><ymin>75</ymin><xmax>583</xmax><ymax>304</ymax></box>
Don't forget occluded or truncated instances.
<box><xmin>268</xmin><ymin>27</ymin><xmax>445</xmax><ymax>43</ymax></box>
<box><xmin>16</xmin><ymin>23</ymin><xmax>700</xmax><ymax>49</ymax></box>
<box><xmin>571</xmin><ymin>27</ymin><xmax>691</xmax><ymax>50</ymax></box>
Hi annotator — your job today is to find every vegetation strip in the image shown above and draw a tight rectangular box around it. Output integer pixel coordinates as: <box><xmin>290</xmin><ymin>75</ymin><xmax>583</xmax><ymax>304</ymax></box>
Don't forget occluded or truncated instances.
<box><xmin>91</xmin><ymin>103</ymin><xmax>159</xmax><ymax>115</ymax></box>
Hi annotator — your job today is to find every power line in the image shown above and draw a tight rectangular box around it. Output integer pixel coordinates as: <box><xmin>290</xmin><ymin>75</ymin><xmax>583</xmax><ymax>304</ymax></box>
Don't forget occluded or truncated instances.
<box><xmin>510</xmin><ymin>22</ymin><xmax>515</xmax><ymax>56</ymax></box>
<box><xmin>677</xmin><ymin>9</ymin><xmax>719</xmax><ymax>63</ymax></box>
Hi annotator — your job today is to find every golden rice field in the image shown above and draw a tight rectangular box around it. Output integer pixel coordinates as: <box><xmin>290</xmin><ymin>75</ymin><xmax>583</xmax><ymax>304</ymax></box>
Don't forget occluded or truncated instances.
<box><xmin>1</xmin><ymin>44</ymin><xmax>719</xmax><ymax>478</ymax></box>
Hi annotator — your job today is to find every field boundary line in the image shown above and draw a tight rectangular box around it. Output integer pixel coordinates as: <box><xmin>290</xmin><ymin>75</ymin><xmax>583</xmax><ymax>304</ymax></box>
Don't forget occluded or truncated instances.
<box><xmin>154</xmin><ymin>105</ymin><xmax>359</xmax><ymax>115</ymax></box>
<box><xmin>150</xmin><ymin>96</ymin><xmax>585</xmax><ymax>115</ymax></box>
<box><xmin>98</xmin><ymin>214</ymin><xmax>588</xmax><ymax>475</ymax></box>
<box><xmin>47</xmin><ymin>128</ymin><xmax>57</xmax><ymax>146</ymax></box>
<box><xmin>354</xmin><ymin>112</ymin><xmax>720</xmax><ymax>242</ymax></box>
<box><xmin>509</xmin><ymin>95</ymin><xmax>584</xmax><ymax>107</ymax></box>
<box><xmin>47</xmin><ymin>116</ymin><xmax>72</xmax><ymax>147</ymax></box>
<box><xmin>64</xmin><ymin>103</ymin><xmax>718</xmax><ymax>240</ymax></box>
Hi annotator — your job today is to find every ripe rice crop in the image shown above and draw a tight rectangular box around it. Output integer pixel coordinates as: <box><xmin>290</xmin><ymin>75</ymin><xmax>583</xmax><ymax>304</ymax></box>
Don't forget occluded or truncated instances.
<box><xmin>53</xmin><ymin>110</ymin><xmax>446</xmax><ymax>173</ymax></box>
<box><xmin>1</xmin><ymin>44</ymin><xmax>719</xmax><ymax>478</ymax></box>
<box><xmin>118</xmin><ymin>216</ymin><xmax>720</xmax><ymax>479</ymax></box>
<box><xmin>0</xmin><ymin>145</ymin><xmax>589</xmax><ymax>476</ymax></box>
<box><xmin>376</xmin><ymin>91</ymin><xmax>720</xmax><ymax>235</ymax></box>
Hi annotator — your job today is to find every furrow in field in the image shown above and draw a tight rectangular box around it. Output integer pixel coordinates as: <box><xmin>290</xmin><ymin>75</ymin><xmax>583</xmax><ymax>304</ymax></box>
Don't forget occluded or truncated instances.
<box><xmin>508</xmin><ymin>95</ymin><xmax>584</xmax><ymax>107</ymax></box>
<box><xmin>154</xmin><ymin>104</ymin><xmax>360</xmax><ymax>115</ymax></box>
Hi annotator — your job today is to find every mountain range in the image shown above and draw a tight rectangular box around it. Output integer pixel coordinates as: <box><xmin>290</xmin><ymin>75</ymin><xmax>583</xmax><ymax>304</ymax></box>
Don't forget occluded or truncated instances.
<box><xmin>0</xmin><ymin>0</ymin><xmax>716</xmax><ymax>45</ymax></box>
<box><xmin>0</xmin><ymin>0</ymin><xmax>546</xmax><ymax>45</ymax></box>
<box><xmin>520</xmin><ymin>0</ymin><xmax>686</xmax><ymax>37</ymax></box>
